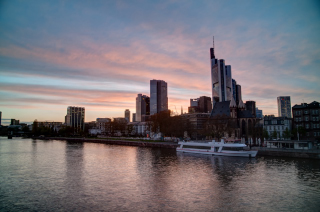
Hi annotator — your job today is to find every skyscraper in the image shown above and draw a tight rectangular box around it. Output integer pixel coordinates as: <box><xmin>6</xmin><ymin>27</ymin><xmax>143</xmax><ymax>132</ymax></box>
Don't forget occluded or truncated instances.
<box><xmin>210</xmin><ymin>37</ymin><xmax>234</xmax><ymax>106</ymax></box>
<box><xmin>150</xmin><ymin>79</ymin><xmax>168</xmax><ymax>115</ymax></box>
<box><xmin>66</xmin><ymin>106</ymin><xmax>85</xmax><ymax>131</ymax></box>
<box><xmin>124</xmin><ymin>109</ymin><xmax>130</xmax><ymax>122</ymax></box>
<box><xmin>136</xmin><ymin>94</ymin><xmax>150</xmax><ymax>122</ymax></box>
<box><xmin>277</xmin><ymin>96</ymin><xmax>291</xmax><ymax>118</ymax></box>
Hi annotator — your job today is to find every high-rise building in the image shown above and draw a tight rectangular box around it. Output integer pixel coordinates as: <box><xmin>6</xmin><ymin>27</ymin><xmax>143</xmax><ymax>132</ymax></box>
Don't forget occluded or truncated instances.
<box><xmin>66</xmin><ymin>106</ymin><xmax>85</xmax><ymax>131</ymax></box>
<box><xmin>0</xmin><ymin>111</ymin><xmax>2</xmax><ymax>126</ymax></box>
<box><xmin>124</xmin><ymin>109</ymin><xmax>130</xmax><ymax>122</ymax></box>
<box><xmin>136</xmin><ymin>94</ymin><xmax>150</xmax><ymax>122</ymax></box>
<box><xmin>277</xmin><ymin>96</ymin><xmax>291</xmax><ymax>118</ymax></box>
<box><xmin>10</xmin><ymin>119</ymin><xmax>20</xmax><ymax>125</ymax></box>
<box><xmin>199</xmin><ymin>96</ymin><xmax>212</xmax><ymax>113</ymax></box>
<box><xmin>150</xmin><ymin>79</ymin><xmax>168</xmax><ymax>115</ymax></box>
<box><xmin>132</xmin><ymin>113</ymin><xmax>136</xmax><ymax>122</ymax></box>
<box><xmin>188</xmin><ymin>96</ymin><xmax>212</xmax><ymax>113</ymax></box>
<box><xmin>236</xmin><ymin>84</ymin><xmax>242</xmax><ymax>106</ymax></box>
<box><xmin>256</xmin><ymin>107</ymin><xmax>263</xmax><ymax>118</ymax></box>
<box><xmin>210</xmin><ymin>37</ymin><xmax>234</xmax><ymax>106</ymax></box>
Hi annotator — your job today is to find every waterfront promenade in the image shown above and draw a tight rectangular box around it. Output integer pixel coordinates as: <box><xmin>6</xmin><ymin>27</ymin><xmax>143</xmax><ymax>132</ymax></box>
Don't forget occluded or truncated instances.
<box><xmin>42</xmin><ymin>137</ymin><xmax>180</xmax><ymax>149</ymax></box>
<box><xmin>253</xmin><ymin>146</ymin><xmax>320</xmax><ymax>160</ymax></box>
<box><xmin>31</xmin><ymin>137</ymin><xmax>320</xmax><ymax>159</ymax></box>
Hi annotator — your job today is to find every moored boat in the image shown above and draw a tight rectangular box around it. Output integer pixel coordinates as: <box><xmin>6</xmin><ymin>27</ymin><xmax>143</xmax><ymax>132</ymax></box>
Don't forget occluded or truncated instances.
<box><xmin>176</xmin><ymin>139</ymin><xmax>258</xmax><ymax>158</ymax></box>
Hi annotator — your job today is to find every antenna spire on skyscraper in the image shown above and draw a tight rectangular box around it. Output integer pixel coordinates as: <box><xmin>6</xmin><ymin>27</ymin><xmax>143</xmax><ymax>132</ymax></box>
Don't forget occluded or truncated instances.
<box><xmin>213</xmin><ymin>36</ymin><xmax>214</xmax><ymax>49</ymax></box>
<box><xmin>210</xmin><ymin>36</ymin><xmax>215</xmax><ymax>59</ymax></box>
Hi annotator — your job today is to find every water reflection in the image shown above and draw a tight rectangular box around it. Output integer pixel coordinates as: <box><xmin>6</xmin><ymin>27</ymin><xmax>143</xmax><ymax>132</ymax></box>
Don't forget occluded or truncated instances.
<box><xmin>62</xmin><ymin>141</ymin><xmax>84</xmax><ymax>210</ymax></box>
<box><xmin>1</xmin><ymin>138</ymin><xmax>320</xmax><ymax>212</ymax></box>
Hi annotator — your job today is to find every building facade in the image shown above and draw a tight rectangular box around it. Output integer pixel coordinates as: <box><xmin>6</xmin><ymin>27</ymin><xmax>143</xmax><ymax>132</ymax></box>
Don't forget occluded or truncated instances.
<box><xmin>37</xmin><ymin>121</ymin><xmax>63</xmax><ymax>131</ymax></box>
<box><xmin>150</xmin><ymin>79</ymin><xmax>168</xmax><ymax>115</ymax></box>
<box><xmin>10</xmin><ymin>119</ymin><xmax>20</xmax><ymax>125</ymax></box>
<box><xmin>210</xmin><ymin>37</ymin><xmax>242</xmax><ymax>108</ymax></box>
<box><xmin>188</xmin><ymin>96</ymin><xmax>212</xmax><ymax>113</ymax></box>
<box><xmin>136</xmin><ymin>94</ymin><xmax>150</xmax><ymax>122</ymax></box>
<box><xmin>124</xmin><ymin>109</ymin><xmax>130</xmax><ymax>122</ymax></box>
<box><xmin>292</xmin><ymin>101</ymin><xmax>320</xmax><ymax>140</ymax></box>
<box><xmin>65</xmin><ymin>106</ymin><xmax>85</xmax><ymax>131</ymax></box>
<box><xmin>256</xmin><ymin>107</ymin><xmax>263</xmax><ymax>118</ymax></box>
<box><xmin>263</xmin><ymin>115</ymin><xmax>292</xmax><ymax>140</ymax></box>
<box><xmin>96</xmin><ymin>118</ymin><xmax>111</xmax><ymax>133</ymax></box>
<box><xmin>245</xmin><ymin>101</ymin><xmax>256</xmax><ymax>117</ymax></box>
<box><xmin>277</xmin><ymin>96</ymin><xmax>291</xmax><ymax>118</ymax></box>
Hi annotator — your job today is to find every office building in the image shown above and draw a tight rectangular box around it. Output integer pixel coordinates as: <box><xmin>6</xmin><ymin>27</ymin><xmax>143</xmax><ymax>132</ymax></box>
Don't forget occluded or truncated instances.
<box><xmin>10</xmin><ymin>119</ymin><xmax>20</xmax><ymax>125</ymax></box>
<box><xmin>256</xmin><ymin>107</ymin><xmax>263</xmax><ymax>118</ymax></box>
<box><xmin>188</xmin><ymin>96</ymin><xmax>212</xmax><ymax>113</ymax></box>
<box><xmin>125</xmin><ymin>109</ymin><xmax>130</xmax><ymax>122</ymax></box>
<box><xmin>150</xmin><ymin>79</ymin><xmax>168</xmax><ymax>115</ymax></box>
<box><xmin>277</xmin><ymin>96</ymin><xmax>291</xmax><ymax>118</ymax></box>
<box><xmin>210</xmin><ymin>37</ymin><xmax>242</xmax><ymax>108</ymax></box>
<box><xmin>132</xmin><ymin>113</ymin><xmax>136</xmax><ymax>122</ymax></box>
<box><xmin>210</xmin><ymin>37</ymin><xmax>233</xmax><ymax>105</ymax></box>
<box><xmin>136</xmin><ymin>94</ymin><xmax>150</xmax><ymax>122</ymax></box>
<box><xmin>65</xmin><ymin>106</ymin><xmax>85</xmax><ymax>131</ymax></box>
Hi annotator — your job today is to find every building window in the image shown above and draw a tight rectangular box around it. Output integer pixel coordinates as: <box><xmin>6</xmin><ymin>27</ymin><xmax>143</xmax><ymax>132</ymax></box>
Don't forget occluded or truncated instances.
<box><xmin>307</xmin><ymin>132</ymin><xmax>309</xmax><ymax>136</ymax></box>
<box><xmin>313</xmin><ymin>117</ymin><xmax>316</xmax><ymax>121</ymax></box>
<box><xmin>299</xmin><ymin>143</ymin><xmax>308</xmax><ymax>147</ymax></box>
<box><xmin>272</xmin><ymin>120</ymin><xmax>277</xmax><ymax>124</ymax></box>
<box><xmin>305</xmin><ymin>117</ymin><xmax>309</xmax><ymax>121</ymax></box>
<box><xmin>306</xmin><ymin>124</ymin><xmax>309</xmax><ymax>129</ymax></box>
<box><xmin>265</xmin><ymin>121</ymin><xmax>268</xmax><ymax>125</ymax></box>
<box><xmin>314</xmin><ymin>132</ymin><xmax>317</xmax><ymax>136</ymax></box>
<box><xmin>304</xmin><ymin>110</ymin><xmax>308</xmax><ymax>114</ymax></box>
<box><xmin>316</xmin><ymin>117</ymin><xmax>319</xmax><ymax>121</ymax></box>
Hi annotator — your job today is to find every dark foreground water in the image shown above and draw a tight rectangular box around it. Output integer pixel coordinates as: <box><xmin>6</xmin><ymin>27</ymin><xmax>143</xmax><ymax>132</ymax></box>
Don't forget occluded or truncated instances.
<box><xmin>1</xmin><ymin>137</ymin><xmax>320</xmax><ymax>212</ymax></box>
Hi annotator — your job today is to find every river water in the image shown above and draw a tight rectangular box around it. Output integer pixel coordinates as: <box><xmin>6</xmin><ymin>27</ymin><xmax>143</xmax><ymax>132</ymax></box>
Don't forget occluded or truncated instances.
<box><xmin>0</xmin><ymin>137</ymin><xmax>319</xmax><ymax>212</ymax></box>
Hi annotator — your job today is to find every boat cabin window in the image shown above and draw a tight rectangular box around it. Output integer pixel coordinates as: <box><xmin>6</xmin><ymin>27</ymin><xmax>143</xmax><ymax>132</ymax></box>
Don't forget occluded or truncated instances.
<box><xmin>222</xmin><ymin>147</ymin><xmax>244</xmax><ymax>151</ymax></box>
<box><xmin>183</xmin><ymin>145</ymin><xmax>211</xmax><ymax>150</ymax></box>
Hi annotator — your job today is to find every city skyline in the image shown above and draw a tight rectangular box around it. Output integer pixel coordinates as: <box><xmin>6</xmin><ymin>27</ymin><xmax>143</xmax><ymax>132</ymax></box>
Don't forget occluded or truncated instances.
<box><xmin>1</xmin><ymin>0</ymin><xmax>320</xmax><ymax>124</ymax></box>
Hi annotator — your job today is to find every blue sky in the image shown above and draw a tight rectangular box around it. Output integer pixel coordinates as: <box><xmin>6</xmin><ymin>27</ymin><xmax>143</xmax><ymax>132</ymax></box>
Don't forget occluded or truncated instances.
<box><xmin>0</xmin><ymin>0</ymin><xmax>319</xmax><ymax>125</ymax></box>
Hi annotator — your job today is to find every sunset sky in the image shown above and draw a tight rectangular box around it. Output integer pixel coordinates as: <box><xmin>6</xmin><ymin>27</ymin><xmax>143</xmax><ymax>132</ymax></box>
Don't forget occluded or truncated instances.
<box><xmin>1</xmin><ymin>0</ymin><xmax>319</xmax><ymax>125</ymax></box>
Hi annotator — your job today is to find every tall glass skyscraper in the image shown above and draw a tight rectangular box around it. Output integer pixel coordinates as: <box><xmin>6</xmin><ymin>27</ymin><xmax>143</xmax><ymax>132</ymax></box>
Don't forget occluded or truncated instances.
<box><xmin>136</xmin><ymin>94</ymin><xmax>150</xmax><ymax>122</ymax></box>
<box><xmin>124</xmin><ymin>109</ymin><xmax>130</xmax><ymax>122</ymax></box>
<box><xmin>277</xmin><ymin>96</ymin><xmax>292</xmax><ymax>118</ymax></box>
<box><xmin>150</xmin><ymin>80</ymin><xmax>168</xmax><ymax>115</ymax></box>
<box><xmin>210</xmin><ymin>38</ymin><xmax>233</xmax><ymax>105</ymax></box>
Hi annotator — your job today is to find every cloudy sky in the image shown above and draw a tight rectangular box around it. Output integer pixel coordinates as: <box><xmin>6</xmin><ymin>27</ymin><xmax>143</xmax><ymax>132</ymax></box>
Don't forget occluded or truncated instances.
<box><xmin>0</xmin><ymin>0</ymin><xmax>319</xmax><ymax>125</ymax></box>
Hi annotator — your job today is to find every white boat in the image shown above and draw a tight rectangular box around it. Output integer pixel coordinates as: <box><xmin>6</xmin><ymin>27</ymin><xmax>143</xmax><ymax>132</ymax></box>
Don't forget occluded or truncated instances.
<box><xmin>176</xmin><ymin>139</ymin><xmax>258</xmax><ymax>158</ymax></box>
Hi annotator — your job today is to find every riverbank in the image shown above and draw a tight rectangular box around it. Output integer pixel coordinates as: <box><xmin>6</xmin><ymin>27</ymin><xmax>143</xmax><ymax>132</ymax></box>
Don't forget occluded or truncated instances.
<box><xmin>253</xmin><ymin>147</ymin><xmax>320</xmax><ymax>160</ymax></box>
<box><xmin>37</xmin><ymin>137</ymin><xmax>180</xmax><ymax>149</ymax></box>
<box><xmin>25</xmin><ymin>137</ymin><xmax>320</xmax><ymax>159</ymax></box>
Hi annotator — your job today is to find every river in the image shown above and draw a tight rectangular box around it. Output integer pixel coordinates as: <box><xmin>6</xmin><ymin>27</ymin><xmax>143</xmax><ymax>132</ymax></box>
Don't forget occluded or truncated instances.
<box><xmin>0</xmin><ymin>137</ymin><xmax>319</xmax><ymax>211</ymax></box>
